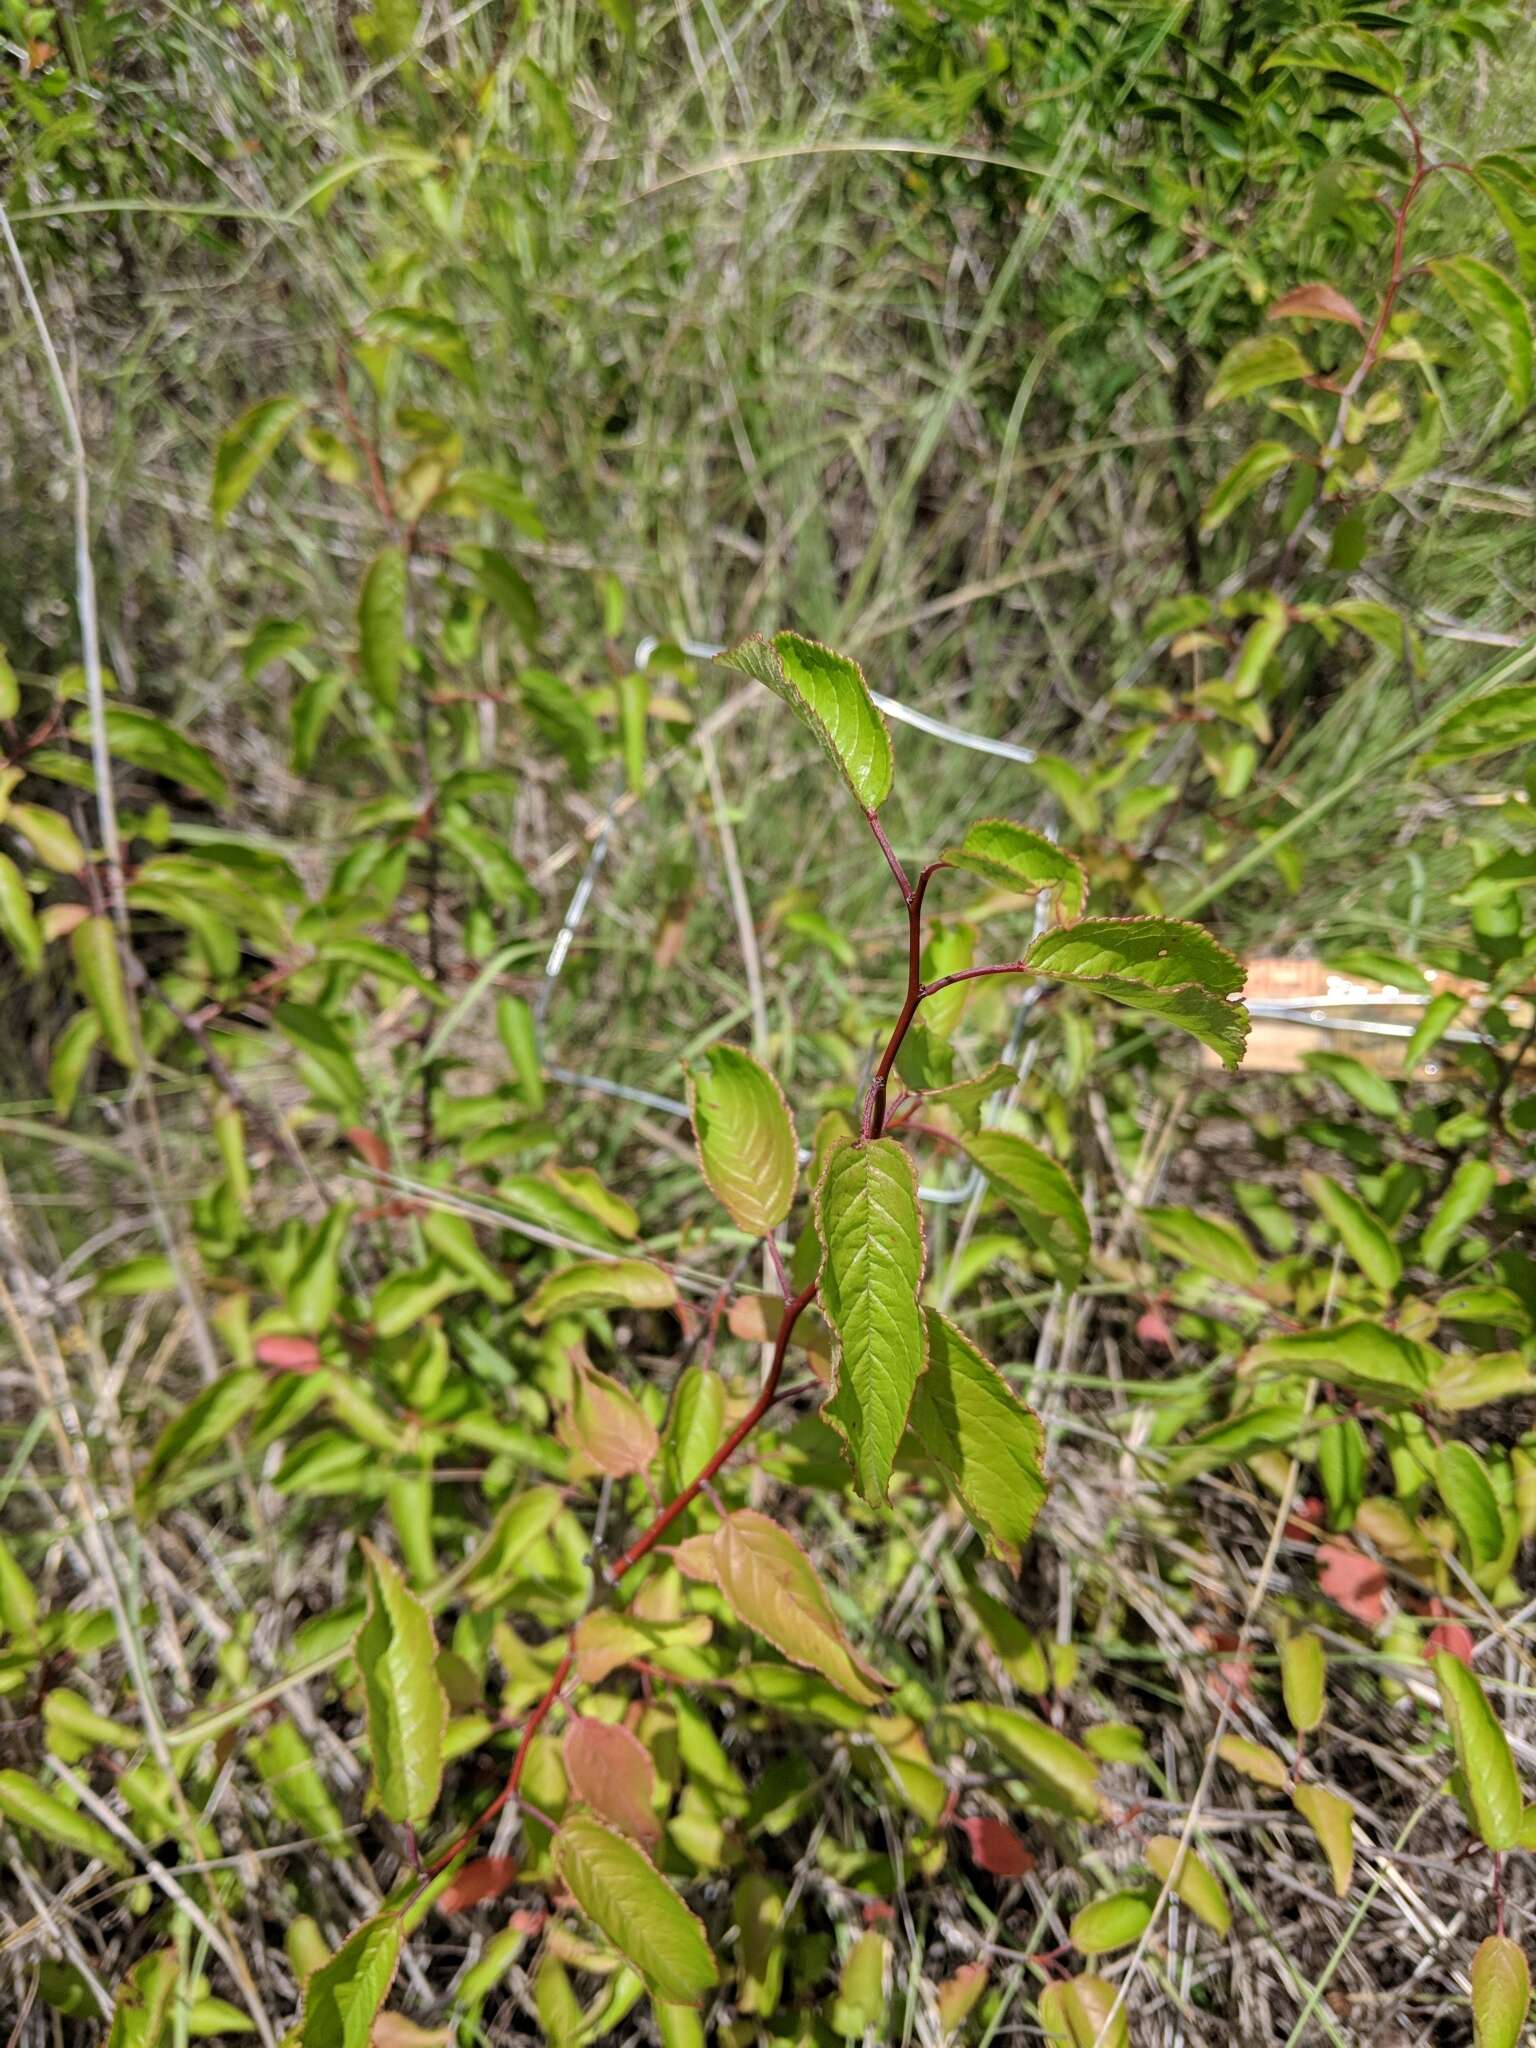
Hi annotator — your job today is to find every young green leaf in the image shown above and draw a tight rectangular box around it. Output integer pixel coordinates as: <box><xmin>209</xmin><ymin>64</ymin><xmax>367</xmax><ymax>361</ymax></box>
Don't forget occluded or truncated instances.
<box><xmin>1302</xmin><ymin>1171</ymin><xmax>1401</xmax><ymax>1294</ymax></box>
<box><xmin>954</xmin><ymin>1702</ymin><xmax>1102</xmax><ymax>1819</ymax></box>
<box><xmin>552</xmin><ymin>1812</ymin><xmax>719</xmax><ymax>2006</ymax></box>
<box><xmin>1218</xmin><ymin>1734</ymin><xmax>1289</xmax><ymax>1791</ymax></box>
<box><xmin>1291</xmin><ymin>1782</ymin><xmax>1354</xmax><ymax>1895</ymax></box>
<box><xmin>355</xmin><ymin>1541</ymin><xmax>446</xmax><ymax>1826</ymax></box>
<box><xmin>212</xmin><ymin>394</ymin><xmax>306</xmax><ymax>527</ymax></box>
<box><xmin>0</xmin><ymin>853</ymin><xmax>42</xmax><ymax>975</ymax></box>
<box><xmin>908</xmin><ymin>1310</ymin><xmax>1046</xmax><ymax>1570</ymax></box>
<box><xmin>1038</xmin><ymin>1975</ymin><xmax>1128</xmax><ymax>2048</ymax></box>
<box><xmin>721</xmin><ymin>632</ymin><xmax>893</xmax><ymax>812</ymax></box>
<box><xmin>1429</xmin><ymin>257</ymin><xmax>1533</xmax><ymax>412</ymax></box>
<box><xmin>298</xmin><ymin>1913</ymin><xmax>401</xmax><ymax>2048</ymax></box>
<box><xmin>1141</xmin><ymin>1206</ymin><xmax>1258</xmax><ymax>1289</ymax></box>
<box><xmin>358</xmin><ymin>548</ymin><xmax>408</xmax><ymax>714</ymax></box>
<box><xmin>1279</xmin><ymin>1631</ymin><xmax>1326</xmax><ymax>1735</ymax></box>
<box><xmin>962</xmin><ymin>1131</ymin><xmax>1089</xmax><ymax>1290</ymax></box>
<box><xmin>0</xmin><ymin>1769</ymin><xmax>130</xmax><ymax>1872</ymax></box>
<box><xmin>1421</xmin><ymin>1158</ymin><xmax>1496</xmax><ymax>1273</ymax></box>
<box><xmin>71</xmin><ymin>916</ymin><xmax>136</xmax><ymax>1068</ymax></box>
<box><xmin>522</xmin><ymin>1258</ymin><xmax>678</xmax><ymax>1325</ymax></box>
<box><xmin>686</xmin><ymin>1043</ymin><xmax>798</xmax><ymax>1236</ymax></box>
<box><xmin>80</xmin><ymin>708</ymin><xmax>228</xmax><ymax>803</ymax></box>
<box><xmin>1248</xmin><ymin>1321</ymin><xmax>1432</xmax><ymax>1404</ymax></box>
<box><xmin>371</xmin><ymin>1259</ymin><xmax>469</xmax><ymax>1339</ymax></box>
<box><xmin>496</xmin><ymin>993</ymin><xmax>545</xmax><ymax>1110</ymax></box>
<box><xmin>571</xmin><ymin>1611</ymin><xmax>715</xmax><ymax>1687</ymax></box>
<box><xmin>137</xmin><ymin>1367</ymin><xmax>264</xmax><ymax>1507</ymax></box>
<box><xmin>1437</xmin><ymin>1442</ymin><xmax>1505</xmax><ymax>1568</ymax></box>
<box><xmin>940</xmin><ymin>818</ymin><xmax>1087</xmax><ymax>917</ymax></box>
<box><xmin>1144</xmin><ymin>1835</ymin><xmax>1230</xmax><ymax>1935</ymax></box>
<box><xmin>1069</xmin><ymin>1892</ymin><xmax>1151</xmax><ymax>1956</ymax></box>
<box><xmin>816</xmin><ymin>1136</ymin><xmax>927</xmax><ymax>1503</ymax></box>
<box><xmin>706</xmin><ymin>1508</ymin><xmax>887</xmax><ymax>1706</ymax></box>
<box><xmin>1424</xmin><ymin>684</ymin><xmax>1536</xmax><ymax>767</ymax></box>
<box><xmin>1472</xmin><ymin>1935</ymin><xmax>1531</xmax><ymax>2048</ymax></box>
<box><xmin>1204</xmin><ymin>335</ymin><xmax>1312</xmax><ymax>409</ymax></box>
<box><xmin>914</xmin><ymin>1062</ymin><xmax>1016</xmax><ymax>1130</ymax></box>
<box><xmin>1025</xmin><ymin>916</ymin><xmax>1249</xmax><ymax>1069</ymax></box>
<box><xmin>1264</xmin><ymin>23</ymin><xmax>1405</xmax><ymax>94</ymax></box>
<box><xmin>1436</xmin><ymin>1652</ymin><xmax>1523</xmax><ymax>1851</ymax></box>
<box><xmin>1201</xmin><ymin>442</ymin><xmax>1297</xmax><ymax>533</ymax></box>
<box><xmin>365</xmin><ymin>306</ymin><xmax>475</xmax><ymax>387</ymax></box>
<box><xmin>11</xmin><ymin>802</ymin><xmax>86</xmax><ymax>873</ymax></box>
<box><xmin>107</xmin><ymin>1949</ymin><xmax>178</xmax><ymax>2048</ymax></box>
<box><xmin>662</xmin><ymin>1366</ymin><xmax>727</xmax><ymax>1496</ymax></box>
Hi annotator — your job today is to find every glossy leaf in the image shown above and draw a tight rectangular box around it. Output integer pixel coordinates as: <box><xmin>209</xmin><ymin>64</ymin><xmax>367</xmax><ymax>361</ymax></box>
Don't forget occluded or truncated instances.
<box><xmin>687</xmin><ymin>1043</ymin><xmax>798</xmax><ymax>1236</ymax></box>
<box><xmin>1039</xmin><ymin>1975</ymin><xmax>1128</xmax><ymax>2048</ymax></box>
<box><xmin>552</xmin><ymin>1812</ymin><xmax>719</xmax><ymax>2005</ymax></box>
<box><xmin>662</xmin><ymin>1367</ymin><xmax>726</xmax><ymax>1496</ymax></box>
<box><xmin>963</xmin><ymin>1130</ymin><xmax>1089</xmax><ymax>1290</ymax></box>
<box><xmin>1264</xmin><ymin>23</ymin><xmax>1405</xmax><ymax>93</ymax></box>
<box><xmin>707</xmin><ymin>1508</ymin><xmax>886</xmax><ymax>1705</ymax></box>
<box><xmin>355</xmin><ymin>1541</ymin><xmax>446</xmax><ymax>1826</ymax></box>
<box><xmin>11</xmin><ymin>802</ymin><xmax>86</xmax><ymax>872</ymax></box>
<box><xmin>909</xmin><ymin>1310</ymin><xmax>1046</xmax><ymax>1569</ymax></box>
<box><xmin>523</xmin><ymin>1258</ymin><xmax>678</xmax><ymax>1325</ymax></box>
<box><xmin>1435</xmin><ymin>1652</ymin><xmax>1522</xmax><ymax>1851</ymax></box>
<box><xmin>721</xmin><ymin>631</ymin><xmax>893</xmax><ymax>812</ymax></box>
<box><xmin>1266</xmin><ymin>283</ymin><xmax>1365</xmax><ymax>332</ymax></box>
<box><xmin>817</xmin><ymin>1136</ymin><xmax>927</xmax><ymax>1504</ymax></box>
<box><xmin>0</xmin><ymin>853</ymin><xmax>42</xmax><ymax>975</ymax></box>
<box><xmin>212</xmin><ymin>394</ymin><xmax>305</xmax><ymax>526</ymax></box>
<box><xmin>941</xmin><ymin>818</ymin><xmax>1086</xmax><ymax>916</ymax></box>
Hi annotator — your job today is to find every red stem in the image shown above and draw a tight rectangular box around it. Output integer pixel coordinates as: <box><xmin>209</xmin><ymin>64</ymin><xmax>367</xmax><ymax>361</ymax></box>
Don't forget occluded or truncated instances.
<box><xmin>862</xmin><ymin>861</ymin><xmax>941</xmax><ymax>1139</ymax></box>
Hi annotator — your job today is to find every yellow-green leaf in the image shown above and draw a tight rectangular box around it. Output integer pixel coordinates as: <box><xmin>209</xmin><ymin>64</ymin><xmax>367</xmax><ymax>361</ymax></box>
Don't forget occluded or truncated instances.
<box><xmin>1302</xmin><ymin>1171</ymin><xmax>1400</xmax><ymax>1293</ymax></box>
<box><xmin>1291</xmin><ymin>1782</ymin><xmax>1353</xmax><ymax>1895</ymax></box>
<box><xmin>1026</xmin><ymin>916</ymin><xmax>1249</xmax><ymax>1069</ymax></box>
<box><xmin>1264</xmin><ymin>24</ymin><xmax>1404</xmax><ymax>94</ymax></box>
<box><xmin>70</xmin><ymin>916</ymin><xmax>136</xmax><ymax>1068</ymax></box>
<box><xmin>298</xmin><ymin>1913</ymin><xmax>401</xmax><ymax>2048</ymax></box>
<box><xmin>522</xmin><ymin>1258</ymin><xmax>677</xmax><ymax>1326</ymax></box>
<box><xmin>1144</xmin><ymin>1834</ymin><xmax>1230</xmax><ymax>1935</ymax></box>
<box><xmin>0</xmin><ymin>1769</ymin><xmax>129</xmax><ymax>1872</ymax></box>
<box><xmin>359</xmin><ymin>547</ymin><xmax>408</xmax><ymax>714</ymax></box>
<box><xmin>909</xmin><ymin>1309</ymin><xmax>1046</xmax><ymax>1570</ymax></box>
<box><xmin>10</xmin><ymin>802</ymin><xmax>86</xmax><ymax>874</ymax></box>
<box><xmin>1069</xmin><ymin>1891</ymin><xmax>1151</xmax><ymax>1955</ymax></box>
<box><xmin>355</xmin><ymin>1542</ymin><xmax>446</xmax><ymax>1826</ymax></box>
<box><xmin>687</xmin><ymin>1043</ymin><xmax>798</xmax><ymax>1236</ymax></box>
<box><xmin>1218</xmin><ymin>1734</ymin><xmax>1289</xmax><ymax>1790</ymax></box>
<box><xmin>1248</xmin><ymin>1321</ymin><xmax>1432</xmax><ymax>1404</ymax></box>
<box><xmin>1279</xmin><ymin>1631</ymin><xmax>1326</xmax><ymax>1735</ymax></box>
<box><xmin>721</xmin><ymin>632</ymin><xmax>893</xmax><ymax>812</ymax></box>
<box><xmin>963</xmin><ymin>1131</ymin><xmax>1089</xmax><ymax>1291</ymax></box>
<box><xmin>941</xmin><ymin>818</ymin><xmax>1086</xmax><ymax>917</ymax></box>
<box><xmin>954</xmin><ymin>1702</ymin><xmax>1101</xmax><ymax>1820</ymax></box>
<box><xmin>1429</xmin><ymin>257</ymin><xmax>1533</xmax><ymax>412</ymax></box>
<box><xmin>552</xmin><ymin>1812</ymin><xmax>719</xmax><ymax>2006</ymax></box>
<box><xmin>817</xmin><ymin>1136</ymin><xmax>927</xmax><ymax>1504</ymax></box>
<box><xmin>708</xmin><ymin>1508</ymin><xmax>886</xmax><ymax>1706</ymax></box>
<box><xmin>1436</xmin><ymin>1652</ymin><xmax>1523</xmax><ymax>1851</ymax></box>
<box><xmin>1438</xmin><ymin>1442</ymin><xmax>1505</xmax><ymax>1567</ymax></box>
<box><xmin>107</xmin><ymin>1949</ymin><xmax>178</xmax><ymax>2048</ymax></box>
<box><xmin>212</xmin><ymin>394</ymin><xmax>306</xmax><ymax>527</ymax></box>
<box><xmin>1472</xmin><ymin>1934</ymin><xmax>1531</xmax><ymax>2048</ymax></box>
<box><xmin>1204</xmin><ymin>334</ymin><xmax>1312</xmax><ymax>409</ymax></box>
<box><xmin>1039</xmin><ymin>1975</ymin><xmax>1128</xmax><ymax>2048</ymax></box>
<box><xmin>1201</xmin><ymin>441</ymin><xmax>1297</xmax><ymax>533</ymax></box>
<box><xmin>0</xmin><ymin>852</ymin><xmax>42</xmax><ymax>975</ymax></box>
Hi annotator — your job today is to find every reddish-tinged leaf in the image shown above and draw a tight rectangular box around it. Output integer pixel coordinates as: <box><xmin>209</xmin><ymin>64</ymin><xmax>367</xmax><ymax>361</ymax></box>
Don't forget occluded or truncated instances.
<box><xmin>958</xmin><ymin>1815</ymin><xmax>1035</xmax><ymax>1877</ymax></box>
<box><xmin>559</xmin><ymin>1361</ymin><xmax>660</xmax><ymax>1478</ymax></box>
<box><xmin>563</xmin><ymin>1717</ymin><xmax>660</xmax><ymax>1846</ymax></box>
<box><xmin>1267</xmin><ymin>282</ymin><xmax>1366</xmax><ymax>331</ymax></box>
<box><xmin>1193</xmin><ymin>1625</ymin><xmax>1252</xmax><ymax>1705</ymax></box>
<box><xmin>438</xmin><ymin>1857</ymin><xmax>518</xmax><ymax>1914</ymax></box>
<box><xmin>861</xmin><ymin>1897</ymin><xmax>896</xmax><ymax>1925</ymax></box>
<box><xmin>346</xmin><ymin>1125</ymin><xmax>392</xmax><ymax>1172</ymax></box>
<box><xmin>255</xmin><ymin>1334</ymin><xmax>324</xmax><ymax>1373</ymax></box>
<box><xmin>1135</xmin><ymin>1307</ymin><xmax>1173</xmax><ymax>1350</ymax></box>
<box><xmin>1317</xmin><ymin>1542</ymin><xmax>1387</xmax><ymax>1625</ymax></box>
<box><xmin>1426</xmin><ymin>1622</ymin><xmax>1475</xmax><ymax>1667</ymax></box>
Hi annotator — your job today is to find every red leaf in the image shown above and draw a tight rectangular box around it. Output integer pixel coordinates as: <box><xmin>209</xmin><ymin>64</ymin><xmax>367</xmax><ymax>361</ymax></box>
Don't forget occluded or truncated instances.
<box><xmin>958</xmin><ymin>1816</ymin><xmax>1035</xmax><ymax>1878</ymax></box>
<box><xmin>438</xmin><ymin>1856</ymin><xmax>518</xmax><ymax>1914</ymax></box>
<box><xmin>563</xmin><ymin>1717</ymin><xmax>660</xmax><ymax>1845</ymax></box>
<box><xmin>345</xmin><ymin>1125</ymin><xmax>391</xmax><ymax>1172</ymax></box>
<box><xmin>254</xmin><ymin>1334</ymin><xmax>323</xmax><ymax>1373</ymax></box>
<box><xmin>1135</xmin><ymin>1307</ymin><xmax>1173</xmax><ymax>1351</ymax></box>
<box><xmin>1285</xmin><ymin>1496</ymin><xmax>1325</xmax><ymax>1543</ymax></box>
<box><xmin>1317</xmin><ymin>1542</ymin><xmax>1387</xmax><ymax>1626</ymax></box>
<box><xmin>861</xmin><ymin>1897</ymin><xmax>896</xmax><ymax>1925</ymax></box>
<box><xmin>1266</xmin><ymin>283</ymin><xmax>1366</xmax><ymax>332</ymax></box>
<box><xmin>1425</xmin><ymin>1622</ymin><xmax>1475</xmax><ymax>1668</ymax></box>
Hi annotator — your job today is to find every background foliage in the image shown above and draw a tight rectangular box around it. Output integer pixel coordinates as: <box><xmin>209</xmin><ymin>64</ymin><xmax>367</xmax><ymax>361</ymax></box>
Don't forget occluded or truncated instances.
<box><xmin>5</xmin><ymin>2</ymin><xmax>1536</xmax><ymax>2043</ymax></box>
